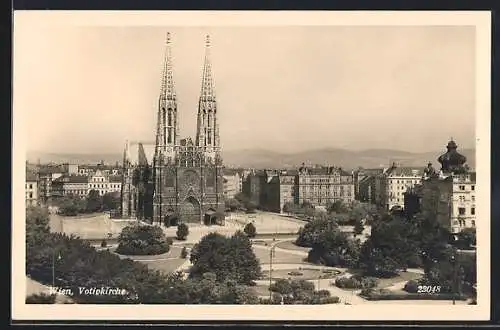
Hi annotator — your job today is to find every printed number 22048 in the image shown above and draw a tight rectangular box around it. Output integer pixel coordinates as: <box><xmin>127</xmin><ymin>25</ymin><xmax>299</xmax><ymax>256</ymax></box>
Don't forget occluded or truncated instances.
<box><xmin>417</xmin><ymin>285</ymin><xmax>441</xmax><ymax>294</ymax></box>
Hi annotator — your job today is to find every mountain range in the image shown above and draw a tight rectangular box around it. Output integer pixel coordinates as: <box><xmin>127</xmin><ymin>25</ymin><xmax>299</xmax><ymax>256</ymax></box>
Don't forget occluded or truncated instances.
<box><xmin>27</xmin><ymin>147</ymin><xmax>476</xmax><ymax>171</ymax></box>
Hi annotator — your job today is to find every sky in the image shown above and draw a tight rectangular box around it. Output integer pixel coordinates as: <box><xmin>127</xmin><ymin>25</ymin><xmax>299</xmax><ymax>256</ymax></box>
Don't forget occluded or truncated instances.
<box><xmin>15</xmin><ymin>23</ymin><xmax>476</xmax><ymax>154</ymax></box>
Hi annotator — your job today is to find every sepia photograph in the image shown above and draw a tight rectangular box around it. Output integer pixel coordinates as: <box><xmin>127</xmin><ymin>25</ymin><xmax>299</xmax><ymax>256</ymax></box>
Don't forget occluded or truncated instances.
<box><xmin>12</xmin><ymin>11</ymin><xmax>490</xmax><ymax>321</ymax></box>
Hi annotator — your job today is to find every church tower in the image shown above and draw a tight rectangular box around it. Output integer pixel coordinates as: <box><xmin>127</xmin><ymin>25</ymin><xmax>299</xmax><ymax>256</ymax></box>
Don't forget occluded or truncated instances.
<box><xmin>153</xmin><ymin>32</ymin><xmax>179</xmax><ymax>224</ymax></box>
<box><xmin>195</xmin><ymin>35</ymin><xmax>225</xmax><ymax>219</ymax></box>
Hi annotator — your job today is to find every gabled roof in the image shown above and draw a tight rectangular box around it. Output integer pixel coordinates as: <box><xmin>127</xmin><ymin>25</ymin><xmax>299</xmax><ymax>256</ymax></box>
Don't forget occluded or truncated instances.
<box><xmin>386</xmin><ymin>166</ymin><xmax>425</xmax><ymax>177</ymax></box>
<box><xmin>126</xmin><ymin>141</ymin><xmax>155</xmax><ymax>166</ymax></box>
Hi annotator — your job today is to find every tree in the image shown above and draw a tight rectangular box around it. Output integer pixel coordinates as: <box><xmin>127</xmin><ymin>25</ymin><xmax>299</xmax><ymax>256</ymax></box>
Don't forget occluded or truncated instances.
<box><xmin>180</xmin><ymin>246</ymin><xmax>188</xmax><ymax>259</ymax></box>
<box><xmin>189</xmin><ymin>231</ymin><xmax>261</xmax><ymax>285</ymax></box>
<box><xmin>456</xmin><ymin>228</ymin><xmax>476</xmax><ymax>249</ymax></box>
<box><xmin>353</xmin><ymin>218</ymin><xmax>364</xmax><ymax>237</ymax></box>
<box><xmin>26</xmin><ymin>293</ymin><xmax>56</xmax><ymax>304</ymax></box>
<box><xmin>358</xmin><ymin>215</ymin><xmax>420</xmax><ymax>276</ymax></box>
<box><xmin>85</xmin><ymin>189</ymin><xmax>103</xmax><ymax>213</ymax></box>
<box><xmin>420</xmin><ymin>247</ymin><xmax>476</xmax><ymax>295</ymax></box>
<box><xmin>296</xmin><ymin>217</ymin><xmax>339</xmax><ymax>247</ymax></box>
<box><xmin>56</xmin><ymin>195</ymin><xmax>87</xmax><ymax>216</ymax></box>
<box><xmin>307</xmin><ymin>228</ymin><xmax>360</xmax><ymax>268</ymax></box>
<box><xmin>26</xmin><ymin>208</ymin><xmax>260</xmax><ymax>304</ymax></box>
<box><xmin>102</xmin><ymin>192</ymin><xmax>121</xmax><ymax>211</ymax></box>
<box><xmin>115</xmin><ymin>225</ymin><xmax>170</xmax><ymax>255</ymax></box>
<box><xmin>176</xmin><ymin>223</ymin><xmax>189</xmax><ymax>240</ymax></box>
<box><xmin>225</xmin><ymin>198</ymin><xmax>241</xmax><ymax>212</ymax></box>
<box><xmin>327</xmin><ymin>200</ymin><xmax>348</xmax><ymax>214</ymax></box>
<box><xmin>243</xmin><ymin>222</ymin><xmax>257</xmax><ymax>238</ymax></box>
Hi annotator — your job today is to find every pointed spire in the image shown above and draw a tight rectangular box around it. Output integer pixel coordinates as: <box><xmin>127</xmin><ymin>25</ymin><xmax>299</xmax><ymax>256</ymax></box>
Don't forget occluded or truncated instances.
<box><xmin>160</xmin><ymin>32</ymin><xmax>176</xmax><ymax>101</ymax></box>
<box><xmin>200</xmin><ymin>34</ymin><xmax>216</xmax><ymax>101</ymax></box>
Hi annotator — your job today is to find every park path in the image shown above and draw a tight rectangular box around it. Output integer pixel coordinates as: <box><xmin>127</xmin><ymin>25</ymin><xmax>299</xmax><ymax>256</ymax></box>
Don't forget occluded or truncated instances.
<box><xmin>252</xmin><ymin>241</ymin><xmax>309</xmax><ymax>258</ymax></box>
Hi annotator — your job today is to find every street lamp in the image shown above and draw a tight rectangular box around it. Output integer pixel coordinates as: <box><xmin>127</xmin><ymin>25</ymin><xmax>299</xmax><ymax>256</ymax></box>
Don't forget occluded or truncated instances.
<box><xmin>450</xmin><ymin>253</ymin><xmax>459</xmax><ymax>305</ymax></box>
<box><xmin>268</xmin><ymin>243</ymin><xmax>277</xmax><ymax>302</ymax></box>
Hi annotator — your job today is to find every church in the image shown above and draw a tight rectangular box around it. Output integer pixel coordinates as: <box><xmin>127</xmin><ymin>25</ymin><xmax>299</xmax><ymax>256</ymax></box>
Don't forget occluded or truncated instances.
<box><xmin>121</xmin><ymin>33</ymin><xmax>225</xmax><ymax>226</ymax></box>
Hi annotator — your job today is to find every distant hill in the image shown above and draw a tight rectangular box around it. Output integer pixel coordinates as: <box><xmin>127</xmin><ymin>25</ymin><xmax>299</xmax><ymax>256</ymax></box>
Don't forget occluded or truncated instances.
<box><xmin>27</xmin><ymin>148</ymin><xmax>476</xmax><ymax>170</ymax></box>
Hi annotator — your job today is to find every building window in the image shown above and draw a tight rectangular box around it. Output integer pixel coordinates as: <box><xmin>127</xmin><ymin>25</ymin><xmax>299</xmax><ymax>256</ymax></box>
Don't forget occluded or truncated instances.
<box><xmin>29</xmin><ymin>184</ymin><xmax>33</xmax><ymax>189</ymax></box>
<box><xmin>471</xmin><ymin>207</ymin><xmax>475</xmax><ymax>215</ymax></box>
<box><xmin>471</xmin><ymin>185</ymin><xmax>475</xmax><ymax>191</ymax></box>
<box><xmin>472</xmin><ymin>220</ymin><xmax>476</xmax><ymax>227</ymax></box>
<box><xmin>459</xmin><ymin>185</ymin><xmax>465</xmax><ymax>191</ymax></box>
<box><xmin>458</xmin><ymin>207</ymin><xmax>466</xmax><ymax>215</ymax></box>
<box><xmin>472</xmin><ymin>195</ymin><xmax>475</xmax><ymax>202</ymax></box>
<box><xmin>29</xmin><ymin>192</ymin><xmax>33</xmax><ymax>198</ymax></box>
<box><xmin>459</xmin><ymin>196</ymin><xmax>465</xmax><ymax>203</ymax></box>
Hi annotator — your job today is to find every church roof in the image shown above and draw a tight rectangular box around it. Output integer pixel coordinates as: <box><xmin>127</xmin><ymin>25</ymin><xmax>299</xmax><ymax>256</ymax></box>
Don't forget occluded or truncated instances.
<box><xmin>223</xmin><ymin>168</ymin><xmax>243</xmax><ymax>176</ymax></box>
<box><xmin>126</xmin><ymin>142</ymin><xmax>155</xmax><ymax>166</ymax></box>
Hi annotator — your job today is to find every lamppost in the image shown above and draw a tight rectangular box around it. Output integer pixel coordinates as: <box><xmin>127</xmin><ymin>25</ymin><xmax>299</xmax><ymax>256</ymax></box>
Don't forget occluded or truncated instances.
<box><xmin>268</xmin><ymin>243</ymin><xmax>277</xmax><ymax>302</ymax></box>
<box><xmin>451</xmin><ymin>253</ymin><xmax>460</xmax><ymax>305</ymax></box>
<box><xmin>52</xmin><ymin>249</ymin><xmax>61</xmax><ymax>288</ymax></box>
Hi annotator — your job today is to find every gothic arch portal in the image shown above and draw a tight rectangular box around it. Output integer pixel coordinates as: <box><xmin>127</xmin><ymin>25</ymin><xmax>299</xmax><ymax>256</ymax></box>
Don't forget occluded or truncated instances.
<box><xmin>180</xmin><ymin>196</ymin><xmax>201</xmax><ymax>223</ymax></box>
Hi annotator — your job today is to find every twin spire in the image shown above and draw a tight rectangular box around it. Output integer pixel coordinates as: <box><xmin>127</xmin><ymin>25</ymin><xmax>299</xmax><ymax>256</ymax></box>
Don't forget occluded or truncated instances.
<box><xmin>156</xmin><ymin>32</ymin><xmax>219</xmax><ymax>152</ymax></box>
<box><xmin>160</xmin><ymin>32</ymin><xmax>215</xmax><ymax>102</ymax></box>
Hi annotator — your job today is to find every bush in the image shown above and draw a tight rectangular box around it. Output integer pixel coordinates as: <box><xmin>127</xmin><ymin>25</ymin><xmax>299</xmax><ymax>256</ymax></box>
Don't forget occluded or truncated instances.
<box><xmin>316</xmin><ymin>289</ymin><xmax>331</xmax><ymax>298</ymax></box>
<box><xmin>26</xmin><ymin>293</ymin><xmax>56</xmax><ymax>304</ymax></box>
<box><xmin>319</xmin><ymin>296</ymin><xmax>340</xmax><ymax>304</ymax></box>
<box><xmin>100</xmin><ymin>240</ymin><xmax>107</xmax><ymax>248</ymax></box>
<box><xmin>115</xmin><ymin>225</ymin><xmax>170</xmax><ymax>256</ymax></box>
<box><xmin>244</xmin><ymin>222</ymin><xmax>257</xmax><ymax>238</ymax></box>
<box><xmin>176</xmin><ymin>223</ymin><xmax>189</xmax><ymax>241</ymax></box>
<box><xmin>335</xmin><ymin>275</ymin><xmax>378</xmax><ymax>289</ymax></box>
<box><xmin>403</xmin><ymin>280</ymin><xmax>419</xmax><ymax>293</ymax></box>
<box><xmin>180</xmin><ymin>247</ymin><xmax>188</xmax><ymax>259</ymax></box>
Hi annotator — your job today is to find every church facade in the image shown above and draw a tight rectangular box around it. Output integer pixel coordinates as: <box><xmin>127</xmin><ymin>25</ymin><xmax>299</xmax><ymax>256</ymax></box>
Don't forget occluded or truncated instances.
<box><xmin>121</xmin><ymin>33</ymin><xmax>225</xmax><ymax>225</ymax></box>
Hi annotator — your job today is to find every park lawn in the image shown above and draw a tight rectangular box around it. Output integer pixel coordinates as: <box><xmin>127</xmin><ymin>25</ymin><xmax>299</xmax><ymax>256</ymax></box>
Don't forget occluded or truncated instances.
<box><xmin>375</xmin><ymin>271</ymin><xmax>423</xmax><ymax>289</ymax></box>
<box><xmin>275</xmin><ymin>240</ymin><xmax>311</xmax><ymax>253</ymax></box>
<box><xmin>250</xmin><ymin>284</ymin><xmax>271</xmax><ymax>297</ymax></box>
<box><xmin>252</xmin><ymin>246</ymin><xmax>308</xmax><ymax>265</ymax></box>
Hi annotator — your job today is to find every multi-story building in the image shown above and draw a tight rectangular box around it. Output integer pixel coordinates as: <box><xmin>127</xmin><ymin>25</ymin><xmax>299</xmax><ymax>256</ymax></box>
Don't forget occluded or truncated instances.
<box><xmin>265</xmin><ymin>170</ymin><xmax>299</xmax><ymax>213</ymax></box>
<box><xmin>25</xmin><ymin>170</ymin><xmax>38</xmax><ymax>206</ymax></box>
<box><xmin>37</xmin><ymin>164</ymin><xmax>66</xmax><ymax>204</ymax></box>
<box><xmin>405</xmin><ymin>140</ymin><xmax>476</xmax><ymax>234</ymax></box>
<box><xmin>78</xmin><ymin>163</ymin><xmax>122</xmax><ymax>176</ymax></box>
<box><xmin>354</xmin><ymin>168</ymin><xmax>384</xmax><ymax>203</ymax></box>
<box><xmin>51</xmin><ymin>175</ymin><xmax>89</xmax><ymax>198</ymax></box>
<box><xmin>87</xmin><ymin>169</ymin><xmax>122</xmax><ymax>196</ymax></box>
<box><xmin>375</xmin><ymin>163</ymin><xmax>424</xmax><ymax>211</ymax></box>
<box><xmin>222</xmin><ymin>168</ymin><xmax>243</xmax><ymax>199</ymax></box>
<box><xmin>51</xmin><ymin>169</ymin><xmax>122</xmax><ymax>198</ymax></box>
<box><xmin>297</xmin><ymin>165</ymin><xmax>355</xmax><ymax>207</ymax></box>
<box><xmin>242</xmin><ymin>165</ymin><xmax>355</xmax><ymax>212</ymax></box>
